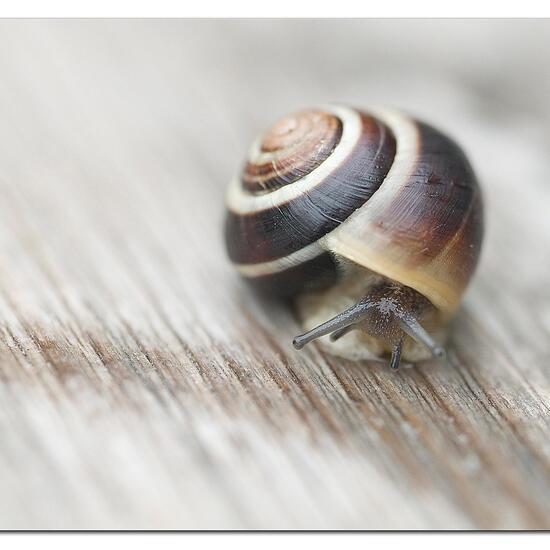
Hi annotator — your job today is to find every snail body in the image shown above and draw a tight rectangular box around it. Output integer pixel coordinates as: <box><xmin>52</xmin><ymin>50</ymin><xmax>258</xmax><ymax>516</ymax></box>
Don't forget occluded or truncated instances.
<box><xmin>224</xmin><ymin>105</ymin><xmax>483</xmax><ymax>368</ymax></box>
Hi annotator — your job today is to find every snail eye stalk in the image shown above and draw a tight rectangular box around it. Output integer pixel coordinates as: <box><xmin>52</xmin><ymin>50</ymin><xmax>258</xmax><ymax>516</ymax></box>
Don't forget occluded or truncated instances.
<box><xmin>397</xmin><ymin>315</ymin><xmax>445</xmax><ymax>359</ymax></box>
<box><xmin>292</xmin><ymin>297</ymin><xmax>375</xmax><ymax>350</ymax></box>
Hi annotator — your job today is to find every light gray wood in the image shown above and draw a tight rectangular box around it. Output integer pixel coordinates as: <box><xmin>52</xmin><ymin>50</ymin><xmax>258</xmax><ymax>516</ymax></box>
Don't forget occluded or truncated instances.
<box><xmin>0</xmin><ymin>19</ymin><xmax>549</xmax><ymax>529</ymax></box>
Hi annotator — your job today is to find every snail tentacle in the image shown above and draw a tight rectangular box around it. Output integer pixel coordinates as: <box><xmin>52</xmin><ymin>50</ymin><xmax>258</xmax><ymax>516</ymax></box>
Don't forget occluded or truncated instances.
<box><xmin>389</xmin><ymin>337</ymin><xmax>404</xmax><ymax>370</ymax></box>
<box><xmin>292</xmin><ymin>297</ymin><xmax>375</xmax><ymax>350</ymax></box>
<box><xmin>398</xmin><ymin>316</ymin><xmax>446</xmax><ymax>359</ymax></box>
<box><xmin>329</xmin><ymin>324</ymin><xmax>356</xmax><ymax>342</ymax></box>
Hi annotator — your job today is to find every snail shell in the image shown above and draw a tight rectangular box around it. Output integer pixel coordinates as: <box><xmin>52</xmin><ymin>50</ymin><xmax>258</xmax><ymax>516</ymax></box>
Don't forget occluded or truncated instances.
<box><xmin>224</xmin><ymin>105</ymin><xmax>483</xmax><ymax>366</ymax></box>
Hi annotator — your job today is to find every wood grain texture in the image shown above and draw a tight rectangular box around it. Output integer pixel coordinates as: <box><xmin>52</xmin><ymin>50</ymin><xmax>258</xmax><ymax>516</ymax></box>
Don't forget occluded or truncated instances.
<box><xmin>0</xmin><ymin>19</ymin><xmax>549</xmax><ymax>529</ymax></box>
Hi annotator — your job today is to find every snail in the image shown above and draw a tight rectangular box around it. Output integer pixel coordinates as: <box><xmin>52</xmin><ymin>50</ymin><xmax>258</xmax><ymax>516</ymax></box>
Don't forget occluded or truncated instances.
<box><xmin>224</xmin><ymin>105</ymin><xmax>484</xmax><ymax>369</ymax></box>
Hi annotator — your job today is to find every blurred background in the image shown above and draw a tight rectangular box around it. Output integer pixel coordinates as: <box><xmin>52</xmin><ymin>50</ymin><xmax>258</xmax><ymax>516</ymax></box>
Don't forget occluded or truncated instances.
<box><xmin>0</xmin><ymin>19</ymin><xmax>549</xmax><ymax>529</ymax></box>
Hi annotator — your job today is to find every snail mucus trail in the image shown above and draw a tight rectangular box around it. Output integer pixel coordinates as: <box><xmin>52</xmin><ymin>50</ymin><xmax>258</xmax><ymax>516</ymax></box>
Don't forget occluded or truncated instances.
<box><xmin>224</xmin><ymin>106</ymin><xmax>484</xmax><ymax>369</ymax></box>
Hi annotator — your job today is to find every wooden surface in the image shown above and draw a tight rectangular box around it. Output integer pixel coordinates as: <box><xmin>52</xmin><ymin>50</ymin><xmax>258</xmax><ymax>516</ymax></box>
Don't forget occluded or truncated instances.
<box><xmin>0</xmin><ymin>19</ymin><xmax>549</xmax><ymax>530</ymax></box>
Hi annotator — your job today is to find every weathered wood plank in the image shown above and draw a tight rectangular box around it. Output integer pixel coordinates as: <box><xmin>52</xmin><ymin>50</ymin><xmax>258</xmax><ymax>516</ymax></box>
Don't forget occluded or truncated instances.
<box><xmin>0</xmin><ymin>19</ymin><xmax>549</xmax><ymax>529</ymax></box>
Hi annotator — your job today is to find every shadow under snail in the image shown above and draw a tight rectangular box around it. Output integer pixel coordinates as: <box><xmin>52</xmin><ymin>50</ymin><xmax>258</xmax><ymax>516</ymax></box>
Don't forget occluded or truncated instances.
<box><xmin>224</xmin><ymin>105</ymin><xmax>484</xmax><ymax>369</ymax></box>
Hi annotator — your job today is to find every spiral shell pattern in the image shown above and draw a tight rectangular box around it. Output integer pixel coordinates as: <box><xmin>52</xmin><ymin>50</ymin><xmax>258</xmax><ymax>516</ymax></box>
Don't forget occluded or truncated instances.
<box><xmin>242</xmin><ymin>109</ymin><xmax>343</xmax><ymax>194</ymax></box>
<box><xmin>224</xmin><ymin>105</ymin><xmax>483</xmax><ymax>314</ymax></box>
